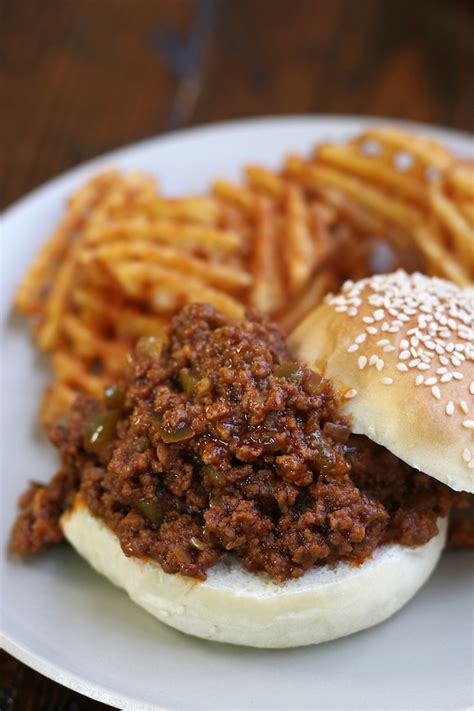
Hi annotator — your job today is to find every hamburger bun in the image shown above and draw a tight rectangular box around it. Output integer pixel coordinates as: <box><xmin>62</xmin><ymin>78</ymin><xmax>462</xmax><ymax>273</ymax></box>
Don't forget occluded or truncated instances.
<box><xmin>289</xmin><ymin>271</ymin><xmax>474</xmax><ymax>494</ymax></box>
<box><xmin>62</xmin><ymin>499</ymin><xmax>447</xmax><ymax>648</ymax></box>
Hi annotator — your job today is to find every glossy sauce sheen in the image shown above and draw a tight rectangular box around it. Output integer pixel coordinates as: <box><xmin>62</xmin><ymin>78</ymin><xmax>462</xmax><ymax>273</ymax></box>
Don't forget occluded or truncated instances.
<box><xmin>11</xmin><ymin>304</ymin><xmax>457</xmax><ymax>581</ymax></box>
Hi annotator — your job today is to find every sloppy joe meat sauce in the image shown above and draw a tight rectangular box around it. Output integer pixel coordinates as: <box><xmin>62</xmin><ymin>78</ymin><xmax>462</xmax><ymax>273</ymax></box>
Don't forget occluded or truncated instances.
<box><xmin>10</xmin><ymin>304</ymin><xmax>461</xmax><ymax>581</ymax></box>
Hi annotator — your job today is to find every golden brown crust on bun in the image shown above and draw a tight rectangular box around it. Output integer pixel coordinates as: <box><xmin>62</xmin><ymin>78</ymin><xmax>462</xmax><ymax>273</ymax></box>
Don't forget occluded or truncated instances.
<box><xmin>289</xmin><ymin>271</ymin><xmax>474</xmax><ymax>493</ymax></box>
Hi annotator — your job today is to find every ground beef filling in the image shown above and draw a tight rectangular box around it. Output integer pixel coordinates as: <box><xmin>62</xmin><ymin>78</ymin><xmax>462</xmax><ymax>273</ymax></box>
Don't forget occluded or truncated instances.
<box><xmin>11</xmin><ymin>304</ymin><xmax>459</xmax><ymax>581</ymax></box>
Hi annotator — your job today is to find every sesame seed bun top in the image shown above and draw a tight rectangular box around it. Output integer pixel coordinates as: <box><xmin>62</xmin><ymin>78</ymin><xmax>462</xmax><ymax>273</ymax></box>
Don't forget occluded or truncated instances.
<box><xmin>289</xmin><ymin>271</ymin><xmax>474</xmax><ymax>493</ymax></box>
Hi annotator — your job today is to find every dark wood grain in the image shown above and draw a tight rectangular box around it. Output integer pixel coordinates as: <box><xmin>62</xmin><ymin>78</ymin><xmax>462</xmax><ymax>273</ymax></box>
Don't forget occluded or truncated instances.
<box><xmin>1</xmin><ymin>0</ymin><xmax>473</xmax><ymax>707</ymax></box>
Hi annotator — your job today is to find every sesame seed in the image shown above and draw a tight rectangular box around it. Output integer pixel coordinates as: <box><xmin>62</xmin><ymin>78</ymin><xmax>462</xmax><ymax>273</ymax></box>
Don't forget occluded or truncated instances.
<box><xmin>344</xmin><ymin>389</ymin><xmax>358</xmax><ymax>400</ymax></box>
<box><xmin>381</xmin><ymin>377</ymin><xmax>393</xmax><ymax>385</ymax></box>
<box><xmin>469</xmin><ymin>461</ymin><xmax>474</xmax><ymax>470</ymax></box>
<box><xmin>462</xmin><ymin>420</ymin><xmax>474</xmax><ymax>429</ymax></box>
<box><xmin>325</xmin><ymin>272</ymin><xmax>472</xmax><ymax>430</ymax></box>
<box><xmin>463</xmin><ymin>449</ymin><xmax>471</xmax><ymax>463</ymax></box>
<box><xmin>369</xmin><ymin>295</ymin><xmax>384</xmax><ymax>306</ymax></box>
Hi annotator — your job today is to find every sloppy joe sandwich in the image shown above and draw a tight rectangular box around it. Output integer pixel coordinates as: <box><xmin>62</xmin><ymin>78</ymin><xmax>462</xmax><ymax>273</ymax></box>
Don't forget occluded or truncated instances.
<box><xmin>10</xmin><ymin>272</ymin><xmax>472</xmax><ymax>648</ymax></box>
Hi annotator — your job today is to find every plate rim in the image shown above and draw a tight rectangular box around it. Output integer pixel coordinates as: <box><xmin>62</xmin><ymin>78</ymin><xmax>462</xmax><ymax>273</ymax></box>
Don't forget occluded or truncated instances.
<box><xmin>0</xmin><ymin>633</ymin><xmax>162</xmax><ymax>711</ymax></box>
<box><xmin>1</xmin><ymin>114</ymin><xmax>473</xmax><ymax>711</ymax></box>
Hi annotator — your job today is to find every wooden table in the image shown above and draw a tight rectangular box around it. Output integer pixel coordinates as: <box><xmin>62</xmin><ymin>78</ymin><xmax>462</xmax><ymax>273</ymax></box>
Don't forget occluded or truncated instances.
<box><xmin>1</xmin><ymin>0</ymin><xmax>473</xmax><ymax>707</ymax></box>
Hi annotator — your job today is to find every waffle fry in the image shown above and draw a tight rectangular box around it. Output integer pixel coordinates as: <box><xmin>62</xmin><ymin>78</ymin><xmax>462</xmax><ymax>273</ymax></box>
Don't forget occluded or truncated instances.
<box><xmin>459</xmin><ymin>202</ymin><xmax>474</xmax><ymax>226</ymax></box>
<box><xmin>38</xmin><ymin>382</ymin><xmax>77</xmax><ymax>430</ymax></box>
<box><xmin>212</xmin><ymin>180</ymin><xmax>257</xmax><ymax>212</ymax></box>
<box><xmin>250</xmin><ymin>196</ymin><xmax>284</xmax><ymax>312</ymax></box>
<box><xmin>37</xmin><ymin>244</ymin><xmax>81</xmax><ymax>351</ymax></box>
<box><xmin>85</xmin><ymin>219</ymin><xmax>243</xmax><ymax>254</ymax></box>
<box><xmin>80</xmin><ymin>241</ymin><xmax>252</xmax><ymax>291</ymax></box>
<box><xmin>52</xmin><ymin>351</ymin><xmax>106</xmax><ymax>398</ymax></box>
<box><xmin>429</xmin><ymin>184</ymin><xmax>474</xmax><ymax>265</ymax></box>
<box><xmin>14</xmin><ymin>171</ymin><xmax>120</xmax><ymax>315</ymax></box>
<box><xmin>355</xmin><ymin>127</ymin><xmax>453</xmax><ymax>171</ymax></box>
<box><xmin>109</xmin><ymin>261</ymin><xmax>246</xmax><ymax>320</ymax></box>
<box><xmin>413</xmin><ymin>226</ymin><xmax>471</xmax><ymax>286</ymax></box>
<box><xmin>146</xmin><ymin>196</ymin><xmax>221</xmax><ymax>224</ymax></box>
<box><xmin>72</xmin><ymin>287</ymin><xmax>168</xmax><ymax>339</ymax></box>
<box><xmin>14</xmin><ymin>128</ymin><xmax>472</xmax><ymax>428</ymax></box>
<box><xmin>286</xmin><ymin>159</ymin><xmax>424</xmax><ymax>230</ymax></box>
<box><xmin>316</xmin><ymin>143</ymin><xmax>427</xmax><ymax>203</ymax></box>
<box><xmin>289</xmin><ymin>128</ymin><xmax>474</xmax><ymax>284</ymax></box>
<box><xmin>245</xmin><ymin>165</ymin><xmax>286</xmax><ymax>200</ymax></box>
<box><xmin>283</xmin><ymin>184</ymin><xmax>316</xmax><ymax>293</ymax></box>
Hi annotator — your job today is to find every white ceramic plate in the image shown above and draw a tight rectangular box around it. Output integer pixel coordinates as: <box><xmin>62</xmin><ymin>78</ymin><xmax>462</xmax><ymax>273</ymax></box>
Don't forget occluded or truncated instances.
<box><xmin>1</xmin><ymin>116</ymin><xmax>473</xmax><ymax>711</ymax></box>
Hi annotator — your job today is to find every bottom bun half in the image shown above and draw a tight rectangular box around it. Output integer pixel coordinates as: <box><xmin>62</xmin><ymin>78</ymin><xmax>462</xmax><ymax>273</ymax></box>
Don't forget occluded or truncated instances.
<box><xmin>61</xmin><ymin>503</ymin><xmax>447</xmax><ymax>648</ymax></box>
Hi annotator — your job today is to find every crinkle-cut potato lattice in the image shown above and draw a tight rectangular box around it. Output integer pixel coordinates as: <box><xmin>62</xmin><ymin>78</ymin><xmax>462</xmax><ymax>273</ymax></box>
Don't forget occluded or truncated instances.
<box><xmin>284</xmin><ymin>127</ymin><xmax>474</xmax><ymax>286</ymax></box>
<box><xmin>14</xmin><ymin>129</ymin><xmax>473</xmax><ymax>427</ymax></box>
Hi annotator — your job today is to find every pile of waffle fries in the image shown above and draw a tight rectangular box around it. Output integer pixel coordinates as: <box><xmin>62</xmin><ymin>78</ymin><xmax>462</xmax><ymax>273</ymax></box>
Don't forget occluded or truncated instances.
<box><xmin>14</xmin><ymin>128</ymin><xmax>474</xmax><ymax>427</ymax></box>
